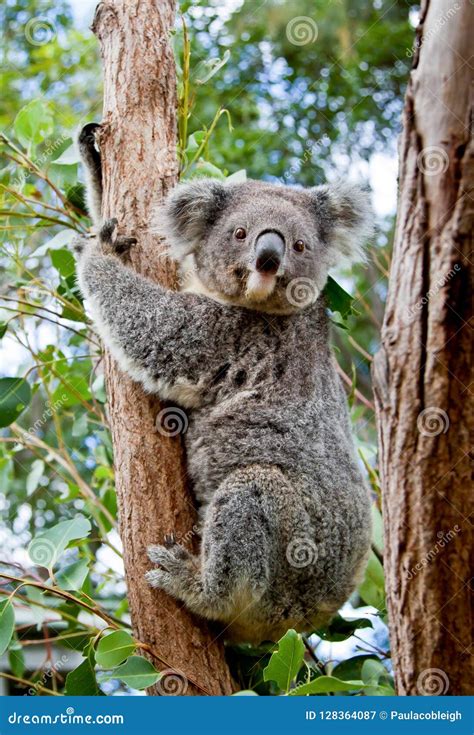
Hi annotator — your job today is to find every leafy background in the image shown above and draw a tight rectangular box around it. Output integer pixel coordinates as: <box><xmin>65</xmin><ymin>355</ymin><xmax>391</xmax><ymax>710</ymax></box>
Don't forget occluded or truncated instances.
<box><xmin>0</xmin><ymin>0</ymin><xmax>417</xmax><ymax>696</ymax></box>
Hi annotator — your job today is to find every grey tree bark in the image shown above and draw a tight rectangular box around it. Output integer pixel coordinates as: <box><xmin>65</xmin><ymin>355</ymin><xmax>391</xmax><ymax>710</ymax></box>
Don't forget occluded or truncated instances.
<box><xmin>372</xmin><ymin>0</ymin><xmax>473</xmax><ymax>695</ymax></box>
<box><xmin>92</xmin><ymin>0</ymin><xmax>234</xmax><ymax>696</ymax></box>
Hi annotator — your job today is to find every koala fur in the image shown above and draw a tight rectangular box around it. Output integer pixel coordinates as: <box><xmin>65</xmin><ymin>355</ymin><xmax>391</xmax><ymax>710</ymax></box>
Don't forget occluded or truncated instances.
<box><xmin>75</xmin><ymin>125</ymin><xmax>373</xmax><ymax>644</ymax></box>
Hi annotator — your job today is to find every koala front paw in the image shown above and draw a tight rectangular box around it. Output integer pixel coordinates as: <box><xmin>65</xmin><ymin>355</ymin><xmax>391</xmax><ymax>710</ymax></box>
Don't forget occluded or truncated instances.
<box><xmin>99</xmin><ymin>218</ymin><xmax>137</xmax><ymax>257</ymax></box>
<box><xmin>146</xmin><ymin>541</ymin><xmax>195</xmax><ymax>597</ymax></box>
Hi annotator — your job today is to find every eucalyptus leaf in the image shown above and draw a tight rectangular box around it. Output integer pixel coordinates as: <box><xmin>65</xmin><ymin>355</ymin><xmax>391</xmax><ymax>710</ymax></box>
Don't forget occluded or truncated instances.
<box><xmin>105</xmin><ymin>655</ymin><xmax>160</xmax><ymax>690</ymax></box>
<box><xmin>56</xmin><ymin>558</ymin><xmax>90</xmax><ymax>591</ymax></box>
<box><xmin>0</xmin><ymin>600</ymin><xmax>15</xmax><ymax>656</ymax></box>
<box><xmin>13</xmin><ymin>100</ymin><xmax>54</xmax><ymax>150</ymax></box>
<box><xmin>96</xmin><ymin>630</ymin><xmax>136</xmax><ymax>668</ymax></box>
<box><xmin>358</xmin><ymin>551</ymin><xmax>386</xmax><ymax>609</ymax></box>
<box><xmin>289</xmin><ymin>675</ymin><xmax>364</xmax><ymax>695</ymax></box>
<box><xmin>66</xmin><ymin>656</ymin><xmax>100</xmax><ymax>696</ymax></box>
<box><xmin>263</xmin><ymin>629</ymin><xmax>305</xmax><ymax>692</ymax></box>
<box><xmin>27</xmin><ymin>515</ymin><xmax>91</xmax><ymax>569</ymax></box>
<box><xmin>0</xmin><ymin>378</ymin><xmax>32</xmax><ymax>427</ymax></box>
<box><xmin>51</xmin><ymin>143</ymin><xmax>80</xmax><ymax>165</ymax></box>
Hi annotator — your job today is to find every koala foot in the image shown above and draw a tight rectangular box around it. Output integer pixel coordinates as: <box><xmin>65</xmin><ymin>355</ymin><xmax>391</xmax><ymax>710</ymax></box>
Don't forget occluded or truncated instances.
<box><xmin>146</xmin><ymin>540</ymin><xmax>200</xmax><ymax>600</ymax></box>
<box><xmin>99</xmin><ymin>218</ymin><xmax>137</xmax><ymax>257</ymax></box>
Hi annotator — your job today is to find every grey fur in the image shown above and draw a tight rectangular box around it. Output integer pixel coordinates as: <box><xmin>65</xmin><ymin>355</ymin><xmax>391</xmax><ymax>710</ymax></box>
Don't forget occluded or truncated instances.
<box><xmin>75</xmin><ymin>130</ymin><xmax>373</xmax><ymax>643</ymax></box>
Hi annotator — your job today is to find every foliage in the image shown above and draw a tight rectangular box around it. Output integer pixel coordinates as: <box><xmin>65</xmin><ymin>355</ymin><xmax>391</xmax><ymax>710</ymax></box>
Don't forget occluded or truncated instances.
<box><xmin>0</xmin><ymin>0</ymin><xmax>409</xmax><ymax>695</ymax></box>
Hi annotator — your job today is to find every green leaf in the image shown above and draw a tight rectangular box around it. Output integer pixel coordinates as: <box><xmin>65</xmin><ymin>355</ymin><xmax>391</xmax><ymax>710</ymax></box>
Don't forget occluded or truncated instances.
<box><xmin>361</xmin><ymin>658</ymin><xmax>387</xmax><ymax>686</ymax></box>
<box><xmin>96</xmin><ymin>631</ymin><xmax>136</xmax><ymax>668</ymax></box>
<box><xmin>289</xmin><ymin>675</ymin><xmax>364</xmax><ymax>695</ymax></box>
<box><xmin>51</xmin><ymin>143</ymin><xmax>79</xmax><ymax>165</ymax></box>
<box><xmin>14</xmin><ymin>100</ymin><xmax>54</xmax><ymax>150</ymax></box>
<box><xmin>0</xmin><ymin>600</ymin><xmax>15</xmax><ymax>656</ymax></box>
<box><xmin>65</xmin><ymin>183</ymin><xmax>86</xmax><ymax>212</ymax></box>
<box><xmin>371</xmin><ymin>504</ymin><xmax>384</xmax><ymax>555</ymax></box>
<box><xmin>8</xmin><ymin>641</ymin><xmax>25</xmax><ymax>679</ymax></box>
<box><xmin>50</xmin><ymin>248</ymin><xmax>76</xmax><ymax>278</ymax></box>
<box><xmin>324</xmin><ymin>276</ymin><xmax>356</xmax><ymax>321</ymax></box>
<box><xmin>106</xmin><ymin>655</ymin><xmax>160</xmax><ymax>690</ymax></box>
<box><xmin>26</xmin><ymin>459</ymin><xmax>45</xmax><ymax>496</ymax></box>
<box><xmin>66</xmin><ymin>657</ymin><xmax>100</xmax><ymax>695</ymax></box>
<box><xmin>314</xmin><ymin>613</ymin><xmax>373</xmax><ymax>642</ymax></box>
<box><xmin>185</xmin><ymin>131</ymin><xmax>205</xmax><ymax>153</ymax></box>
<box><xmin>332</xmin><ymin>654</ymin><xmax>379</xmax><ymax>682</ymax></box>
<box><xmin>27</xmin><ymin>515</ymin><xmax>91</xmax><ymax>569</ymax></box>
<box><xmin>0</xmin><ymin>322</ymin><xmax>7</xmax><ymax>339</ymax></box>
<box><xmin>34</xmin><ymin>229</ymin><xmax>76</xmax><ymax>257</ymax></box>
<box><xmin>358</xmin><ymin>550</ymin><xmax>385</xmax><ymax>609</ymax></box>
<box><xmin>263</xmin><ymin>629</ymin><xmax>305</xmax><ymax>692</ymax></box>
<box><xmin>0</xmin><ymin>456</ymin><xmax>14</xmax><ymax>488</ymax></box>
<box><xmin>193</xmin><ymin>160</ymin><xmax>226</xmax><ymax>179</ymax></box>
<box><xmin>0</xmin><ymin>377</ymin><xmax>32</xmax><ymax>428</ymax></box>
<box><xmin>56</xmin><ymin>558</ymin><xmax>89</xmax><ymax>591</ymax></box>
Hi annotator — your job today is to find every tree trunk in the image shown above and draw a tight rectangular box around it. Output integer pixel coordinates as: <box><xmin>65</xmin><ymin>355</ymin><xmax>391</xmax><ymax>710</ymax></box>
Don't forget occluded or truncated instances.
<box><xmin>372</xmin><ymin>0</ymin><xmax>473</xmax><ymax>696</ymax></box>
<box><xmin>91</xmin><ymin>0</ymin><xmax>233</xmax><ymax>696</ymax></box>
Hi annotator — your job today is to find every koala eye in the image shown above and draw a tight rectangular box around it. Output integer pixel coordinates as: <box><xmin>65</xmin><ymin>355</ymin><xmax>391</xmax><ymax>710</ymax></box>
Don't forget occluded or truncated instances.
<box><xmin>234</xmin><ymin>227</ymin><xmax>247</xmax><ymax>240</ymax></box>
<box><xmin>293</xmin><ymin>239</ymin><xmax>305</xmax><ymax>253</ymax></box>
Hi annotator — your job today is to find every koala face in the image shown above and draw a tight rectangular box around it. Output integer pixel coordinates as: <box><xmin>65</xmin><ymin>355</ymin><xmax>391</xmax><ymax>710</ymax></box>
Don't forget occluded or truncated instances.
<box><xmin>158</xmin><ymin>178</ymin><xmax>372</xmax><ymax>314</ymax></box>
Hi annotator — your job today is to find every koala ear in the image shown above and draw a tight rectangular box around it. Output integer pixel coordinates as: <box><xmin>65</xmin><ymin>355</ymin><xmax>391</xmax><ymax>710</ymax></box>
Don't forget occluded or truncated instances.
<box><xmin>156</xmin><ymin>178</ymin><xmax>229</xmax><ymax>261</ymax></box>
<box><xmin>310</xmin><ymin>181</ymin><xmax>373</xmax><ymax>266</ymax></box>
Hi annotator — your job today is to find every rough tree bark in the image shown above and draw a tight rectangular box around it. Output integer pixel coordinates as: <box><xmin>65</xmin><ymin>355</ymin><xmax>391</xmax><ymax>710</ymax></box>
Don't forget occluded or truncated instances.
<box><xmin>372</xmin><ymin>0</ymin><xmax>473</xmax><ymax>695</ymax></box>
<box><xmin>91</xmin><ymin>0</ymin><xmax>233</xmax><ymax>695</ymax></box>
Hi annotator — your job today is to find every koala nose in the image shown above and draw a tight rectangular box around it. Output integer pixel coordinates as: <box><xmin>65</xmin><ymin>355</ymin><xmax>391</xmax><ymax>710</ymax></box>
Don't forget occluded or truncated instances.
<box><xmin>255</xmin><ymin>231</ymin><xmax>285</xmax><ymax>275</ymax></box>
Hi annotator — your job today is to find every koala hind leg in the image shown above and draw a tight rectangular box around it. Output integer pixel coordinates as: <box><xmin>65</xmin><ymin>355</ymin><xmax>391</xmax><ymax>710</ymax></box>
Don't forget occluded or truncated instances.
<box><xmin>146</xmin><ymin>466</ymin><xmax>281</xmax><ymax>624</ymax></box>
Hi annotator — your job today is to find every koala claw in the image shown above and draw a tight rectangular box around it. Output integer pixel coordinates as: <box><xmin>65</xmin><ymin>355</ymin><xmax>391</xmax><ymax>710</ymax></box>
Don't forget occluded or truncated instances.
<box><xmin>148</xmin><ymin>542</ymin><xmax>190</xmax><ymax>571</ymax></box>
<box><xmin>99</xmin><ymin>218</ymin><xmax>137</xmax><ymax>257</ymax></box>
<box><xmin>163</xmin><ymin>532</ymin><xmax>177</xmax><ymax>548</ymax></box>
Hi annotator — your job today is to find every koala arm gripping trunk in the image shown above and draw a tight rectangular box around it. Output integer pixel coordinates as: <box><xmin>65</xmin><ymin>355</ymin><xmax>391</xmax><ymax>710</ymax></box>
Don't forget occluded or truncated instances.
<box><xmin>76</xmin><ymin>244</ymin><xmax>231</xmax><ymax>406</ymax></box>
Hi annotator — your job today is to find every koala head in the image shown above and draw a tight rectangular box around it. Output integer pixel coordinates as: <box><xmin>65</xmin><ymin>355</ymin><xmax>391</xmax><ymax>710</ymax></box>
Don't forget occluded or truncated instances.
<box><xmin>158</xmin><ymin>178</ymin><xmax>372</xmax><ymax>314</ymax></box>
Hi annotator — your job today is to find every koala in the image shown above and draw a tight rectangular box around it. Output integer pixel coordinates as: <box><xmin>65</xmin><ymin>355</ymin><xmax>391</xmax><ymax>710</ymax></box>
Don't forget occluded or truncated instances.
<box><xmin>74</xmin><ymin>124</ymin><xmax>373</xmax><ymax>644</ymax></box>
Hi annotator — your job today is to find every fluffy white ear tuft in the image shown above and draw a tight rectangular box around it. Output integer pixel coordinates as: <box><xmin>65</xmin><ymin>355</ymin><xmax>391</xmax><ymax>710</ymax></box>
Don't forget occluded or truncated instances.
<box><xmin>311</xmin><ymin>180</ymin><xmax>374</xmax><ymax>266</ymax></box>
<box><xmin>152</xmin><ymin>178</ymin><xmax>229</xmax><ymax>262</ymax></box>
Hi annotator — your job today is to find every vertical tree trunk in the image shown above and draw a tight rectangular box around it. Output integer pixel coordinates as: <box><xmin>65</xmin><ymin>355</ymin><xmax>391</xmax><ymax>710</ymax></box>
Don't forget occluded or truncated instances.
<box><xmin>92</xmin><ymin>0</ymin><xmax>233</xmax><ymax>696</ymax></box>
<box><xmin>373</xmin><ymin>0</ymin><xmax>473</xmax><ymax>695</ymax></box>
